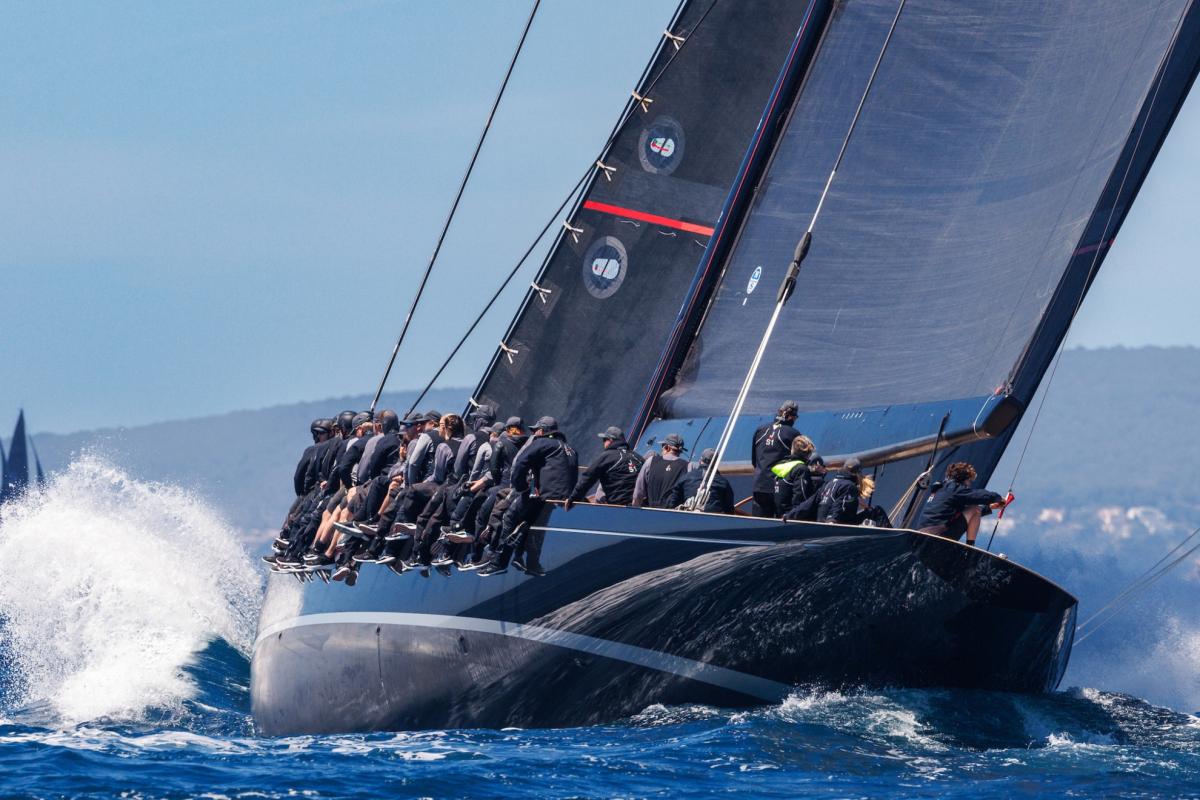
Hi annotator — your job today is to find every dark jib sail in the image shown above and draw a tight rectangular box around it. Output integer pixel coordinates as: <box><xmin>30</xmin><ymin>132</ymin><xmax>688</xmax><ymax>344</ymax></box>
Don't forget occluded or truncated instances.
<box><xmin>471</xmin><ymin>0</ymin><xmax>821</xmax><ymax>462</ymax></box>
<box><xmin>645</xmin><ymin>0</ymin><xmax>1197</xmax><ymax>491</ymax></box>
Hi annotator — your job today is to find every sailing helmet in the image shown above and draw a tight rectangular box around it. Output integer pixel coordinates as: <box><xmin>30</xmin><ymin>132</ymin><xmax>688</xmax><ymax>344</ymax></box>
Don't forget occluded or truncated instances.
<box><xmin>336</xmin><ymin>410</ymin><xmax>356</xmax><ymax>435</ymax></box>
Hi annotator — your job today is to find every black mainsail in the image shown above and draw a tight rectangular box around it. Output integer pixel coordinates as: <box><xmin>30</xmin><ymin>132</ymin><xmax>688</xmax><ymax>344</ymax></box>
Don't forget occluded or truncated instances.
<box><xmin>472</xmin><ymin>0</ymin><xmax>824</xmax><ymax>462</ymax></box>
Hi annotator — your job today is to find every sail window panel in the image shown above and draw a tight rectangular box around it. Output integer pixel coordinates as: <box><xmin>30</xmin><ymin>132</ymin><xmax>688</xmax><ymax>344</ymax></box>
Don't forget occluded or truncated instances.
<box><xmin>661</xmin><ymin>0</ymin><xmax>1187</xmax><ymax>420</ymax></box>
<box><xmin>476</xmin><ymin>0</ymin><xmax>816</xmax><ymax>462</ymax></box>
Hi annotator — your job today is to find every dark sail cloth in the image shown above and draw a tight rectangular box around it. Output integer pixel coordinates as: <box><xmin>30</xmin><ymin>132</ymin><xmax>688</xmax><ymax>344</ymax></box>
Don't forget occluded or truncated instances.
<box><xmin>917</xmin><ymin>480</ymin><xmax>1003</xmax><ymax>539</ymax></box>
<box><xmin>750</xmin><ymin>420</ymin><xmax>799</xmax><ymax>517</ymax></box>
<box><xmin>571</xmin><ymin>438</ymin><xmax>644</xmax><ymax>505</ymax></box>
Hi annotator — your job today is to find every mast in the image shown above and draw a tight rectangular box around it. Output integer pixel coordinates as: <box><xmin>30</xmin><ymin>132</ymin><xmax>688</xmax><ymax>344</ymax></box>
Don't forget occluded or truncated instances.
<box><xmin>629</xmin><ymin>0</ymin><xmax>834</xmax><ymax>443</ymax></box>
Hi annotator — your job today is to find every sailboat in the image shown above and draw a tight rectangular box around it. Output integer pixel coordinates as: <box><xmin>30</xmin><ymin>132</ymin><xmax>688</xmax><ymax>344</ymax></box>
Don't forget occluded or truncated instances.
<box><xmin>251</xmin><ymin>0</ymin><xmax>1200</xmax><ymax>734</ymax></box>
<box><xmin>1</xmin><ymin>411</ymin><xmax>39</xmax><ymax>504</ymax></box>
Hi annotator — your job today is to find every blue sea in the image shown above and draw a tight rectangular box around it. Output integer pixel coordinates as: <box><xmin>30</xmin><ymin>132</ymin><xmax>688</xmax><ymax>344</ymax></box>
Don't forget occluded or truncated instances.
<box><xmin>3</xmin><ymin>459</ymin><xmax>1200</xmax><ymax>799</ymax></box>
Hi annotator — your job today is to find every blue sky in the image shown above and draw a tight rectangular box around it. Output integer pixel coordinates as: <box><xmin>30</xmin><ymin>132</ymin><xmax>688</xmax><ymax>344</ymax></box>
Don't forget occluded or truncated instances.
<box><xmin>2</xmin><ymin>1</ymin><xmax>1197</xmax><ymax>434</ymax></box>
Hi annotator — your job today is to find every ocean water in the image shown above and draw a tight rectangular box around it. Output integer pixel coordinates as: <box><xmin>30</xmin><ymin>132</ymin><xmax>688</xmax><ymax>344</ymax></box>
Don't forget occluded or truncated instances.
<box><xmin>3</xmin><ymin>460</ymin><xmax>1200</xmax><ymax>799</ymax></box>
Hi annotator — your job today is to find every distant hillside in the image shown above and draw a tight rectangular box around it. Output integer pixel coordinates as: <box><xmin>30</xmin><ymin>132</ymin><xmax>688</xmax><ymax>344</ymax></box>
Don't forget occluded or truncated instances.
<box><xmin>994</xmin><ymin>346</ymin><xmax>1200</xmax><ymax>508</ymax></box>
<box><xmin>24</xmin><ymin>388</ymin><xmax>469</xmax><ymax>532</ymax></box>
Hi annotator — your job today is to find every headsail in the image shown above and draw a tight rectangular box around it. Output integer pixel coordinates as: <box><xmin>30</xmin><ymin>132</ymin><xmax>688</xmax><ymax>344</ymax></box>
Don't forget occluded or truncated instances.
<box><xmin>472</xmin><ymin>0</ymin><xmax>823</xmax><ymax>461</ymax></box>
<box><xmin>646</xmin><ymin>0</ymin><xmax>1198</xmax><ymax>474</ymax></box>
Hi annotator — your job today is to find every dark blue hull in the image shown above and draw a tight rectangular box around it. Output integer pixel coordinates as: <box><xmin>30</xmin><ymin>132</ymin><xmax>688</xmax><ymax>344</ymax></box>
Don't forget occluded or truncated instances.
<box><xmin>251</xmin><ymin>505</ymin><xmax>1076</xmax><ymax>734</ymax></box>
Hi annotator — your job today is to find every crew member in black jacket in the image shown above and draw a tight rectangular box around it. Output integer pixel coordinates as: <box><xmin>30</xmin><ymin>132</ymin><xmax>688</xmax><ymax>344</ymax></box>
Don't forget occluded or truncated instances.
<box><xmin>293</xmin><ymin>419</ymin><xmax>331</xmax><ymax>497</ymax></box>
<box><xmin>917</xmin><ymin>462</ymin><xmax>1006</xmax><ymax>546</ymax></box>
<box><xmin>815</xmin><ymin>458</ymin><xmax>863</xmax><ymax>524</ymax></box>
<box><xmin>568</xmin><ymin>426</ymin><xmax>643</xmax><ymax>507</ymax></box>
<box><xmin>479</xmin><ymin>416</ymin><xmax>577</xmax><ymax>577</ymax></box>
<box><xmin>750</xmin><ymin>400</ymin><xmax>799</xmax><ymax>517</ymax></box>
<box><xmin>666</xmin><ymin>448</ymin><xmax>734</xmax><ymax>513</ymax></box>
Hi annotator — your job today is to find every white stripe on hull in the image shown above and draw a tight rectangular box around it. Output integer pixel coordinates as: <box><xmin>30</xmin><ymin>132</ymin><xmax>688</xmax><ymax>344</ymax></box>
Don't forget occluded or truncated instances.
<box><xmin>255</xmin><ymin>611</ymin><xmax>790</xmax><ymax>702</ymax></box>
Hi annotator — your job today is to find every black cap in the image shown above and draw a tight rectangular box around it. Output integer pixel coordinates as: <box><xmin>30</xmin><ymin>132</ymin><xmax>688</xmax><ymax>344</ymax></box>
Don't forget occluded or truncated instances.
<box><xmin>505</xmin><ymin>416</ymin><xmax>524</xmax><ymax>430</ymax></box>
<box><xmin>597</xmin><ymin>426</ymin><xmax>625</xmax><ymax>441</ymax></box>
<box><xmin>661</xmin><ymin>433</ymin><xmax>686</xmax><ymax>451</ymax></box>
<box><xmin>700</xmin><ymin>447</ymin><xmax>717</xmax><ymax>464</ymax></box>
<box><xmin>489</xmin><ymin>422</ymin><xmax>505</xmax><ymax>434</ymax></box>
<box><xmin>422</xmin><ymin>410</ymin><xmax>441</xmax><ymax>424</ymax></box>
<box><xmin>469</xmin><ymin>404</ymin><xmax>497</xmax><ymax>424</ymax></box>
<box><xmin>400</xmin><ymin>413</ymin><xmax>422</xmax><ymax>427</ymax></box>
<box><xmin>843</xmin><ymin>457</ymin><xmax>862</xmax><ymax>474</ymax></box>
<box><xmin>351</xmin><ymin>412</ymin><xmax>372</xmax><ymax>429</ymax></box>
<box><xmin>533</xmin><ymin>416</ymin><xmax>558</xmax><ymax>433</ymax></box>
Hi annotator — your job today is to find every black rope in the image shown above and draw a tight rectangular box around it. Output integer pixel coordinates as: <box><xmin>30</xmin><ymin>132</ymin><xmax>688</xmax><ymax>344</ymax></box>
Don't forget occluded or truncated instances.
<box><xmin>369</xmin><ymin>0</ymin><xmax>541</xmax><ymax>413</ymax></box>
<box><xmin>405</xmin><ymin>0</ymin><xmax>722</xmax><ymax>414</ymax></box>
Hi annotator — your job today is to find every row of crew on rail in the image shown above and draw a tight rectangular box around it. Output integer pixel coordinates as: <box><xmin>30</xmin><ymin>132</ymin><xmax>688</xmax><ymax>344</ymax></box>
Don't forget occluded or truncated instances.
<box><xmin>265</xmin><ymin>401</ymin><xmax>1004</xmax><ymax>585</ymax></box>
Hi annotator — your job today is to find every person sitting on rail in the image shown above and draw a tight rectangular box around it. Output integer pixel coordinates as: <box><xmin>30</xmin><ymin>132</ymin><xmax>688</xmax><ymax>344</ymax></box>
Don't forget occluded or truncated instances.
<box><xmin>466</xmin><ymin>416</ymin><xmax>528</xmax><ymax>557</ymax></box>
<box><xmin>855</xmin><ymin>476</ymin><xmax>892</xmax><ymax>528</ymax></box>
<box><xmin>263</xmin><ymin>418</ymin><xmax>333</xmax><ymax>566</ymax></box>
<box><xmin>772</xmin><ymin>435</ymin><xmax>825</xmax><ymax>519</ymax></box>
<box><xmin>567</xmin><ymin>426</ymin><xmax>644</xmax><ymax>508</ymax></box>
<box><xmin>916</xmin><ymin>461</ymin><xmax>1006</xmax><ymax>547</ymax></box>
<box><xmin>478</xmin><ymin>415</ymin><xmax>577</xmax><ymax>577</ymax></box>
<box><xmin>665</xmin><ymin>447</ymin><xmax>734</xmax><ymax>514</ymax></box>
<box><xmin>442</xmin><ymin>420</ymin><xmax>503</xmax><ymax>543</ymax></box>
<box><xmin>814</xmin><ymin>458</ymin><xmax>863</xmax><ymax>525</ymax></box>
<box><xmin>631</xmin><ymin>433</ymin><xmax>689</xmax><ymax>509</ymax></box>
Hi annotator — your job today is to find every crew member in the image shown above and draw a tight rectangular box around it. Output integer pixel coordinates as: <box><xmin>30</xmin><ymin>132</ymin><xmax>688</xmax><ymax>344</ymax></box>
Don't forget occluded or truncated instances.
<box><xmin>666</xmin><ymin>448</ymin><xmax>734</xmax><ymax>513</ymax></box>
<box><xmin>632</xmin><ymin>433</ymin><xmax>689</xmax><ymax>509</ymax></box>
<box><xmin>479</xmin><ymin>416</ymin><xmax>577</xmax><ymax>577</ymax></box>
<box><xmin>917</xmin><ymin>462</ymin><xmax>1006</xmax><ymax>546</ymax></box>
<box><xmin>772</xmin><ymin>434</ymin><xmax>824</xmax><ymax>518</ymax></box>
<box><xmin>815</xmin><ymin>458</ymin><xmax>862</xmax><ymax>524</ymax></box>
<box><xmin>750</xmin><ymin>400</ymin><xmax>800</xmax><ymax>517</ymax></box>
<box><xmin>568</xmin><ymin>426</ymin><xmax>643</xmax><ymax>507</ymax></box>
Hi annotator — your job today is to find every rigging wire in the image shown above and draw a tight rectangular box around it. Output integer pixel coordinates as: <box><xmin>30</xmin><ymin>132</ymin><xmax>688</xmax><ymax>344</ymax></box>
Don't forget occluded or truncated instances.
<box><xmin>1074</xmin><ymin>524</ymin><xmax>1200</xmax><ymax>645</ymax></box>
<box><xmin>998</xmin><ymin>6</ymin><xmax>1189</xmax><ymax>496</ymax></box>
<box><xmin>369</xmin><ymin>0</ymin><xmax>541</xmax><ymax>414</ymax></box>
<box><xmin>404</xmin><ymin>0</ymin><xmax>723</xmax><ymax>414</ymax></box>
<box><xmin>696</xmin><ymin>0</ymin><xmax>908</xmax><ymax>507</ymax></box>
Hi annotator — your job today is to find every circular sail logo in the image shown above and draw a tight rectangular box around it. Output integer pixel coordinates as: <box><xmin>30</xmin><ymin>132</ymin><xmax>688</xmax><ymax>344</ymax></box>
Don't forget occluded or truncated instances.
<box><xmin>582</xmin><ymin>236</ymin><xmax>628</xmax><ymax>299</ymax></box>
<box><xmin>747</xmin><ymin>266</ymin><xmax>762</xmax><ymax>295</ymax></box>
<box><xmin>637</xmin><ymin>116</ymin><xmax>685</xmax><ymax>175</ymax></box>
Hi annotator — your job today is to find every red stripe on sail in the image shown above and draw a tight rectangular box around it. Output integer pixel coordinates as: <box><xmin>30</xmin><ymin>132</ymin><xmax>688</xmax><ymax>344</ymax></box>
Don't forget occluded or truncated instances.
<box><xmin>583</xmin><ymin>200</ymin><xmax>715</xmax><ymax>236</ymax></box>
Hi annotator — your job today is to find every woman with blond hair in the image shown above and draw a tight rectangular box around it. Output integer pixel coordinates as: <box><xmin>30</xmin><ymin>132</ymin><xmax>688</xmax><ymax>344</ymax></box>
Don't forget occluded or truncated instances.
<box><xmin>855</xmin><ymin>476</ymin><xmax>892</xmax><ymax>528</ymax></box>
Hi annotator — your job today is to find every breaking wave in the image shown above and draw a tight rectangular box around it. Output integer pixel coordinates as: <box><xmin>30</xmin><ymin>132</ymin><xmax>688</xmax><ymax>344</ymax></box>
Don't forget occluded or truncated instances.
<box><xmin>0</xmin><ymin>456</ymin><xmax>261</xmax><ymax>725</ymax></box>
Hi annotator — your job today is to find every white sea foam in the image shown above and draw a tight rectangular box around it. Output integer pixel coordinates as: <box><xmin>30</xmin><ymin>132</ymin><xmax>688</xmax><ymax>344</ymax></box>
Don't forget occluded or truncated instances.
<box><xmin>0</xmin><ymin>456</ymin><xmax>261</xmax><ymax>724</ymax></box>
